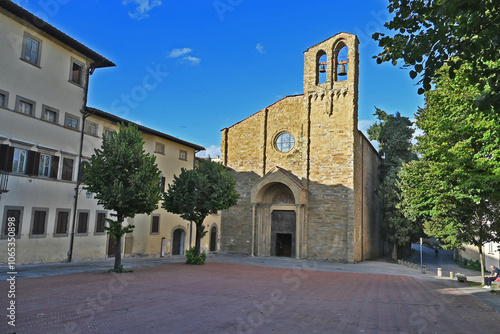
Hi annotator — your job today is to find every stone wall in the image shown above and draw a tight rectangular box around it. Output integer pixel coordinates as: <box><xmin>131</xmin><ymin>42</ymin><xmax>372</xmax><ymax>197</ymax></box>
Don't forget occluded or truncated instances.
<box><xmin>220</xmin><ymin>33</ymin><xmax>382</xmax><ymax>262</ymax></box>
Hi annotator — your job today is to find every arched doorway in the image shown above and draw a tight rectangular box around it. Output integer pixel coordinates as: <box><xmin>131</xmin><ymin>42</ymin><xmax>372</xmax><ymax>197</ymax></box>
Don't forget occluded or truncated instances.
<box><xmin>210</xmin><ymin>226</ymin><xmax>217</xmax><ymax>252</ymax></box>
<box><xmin>250</xmin><ymin>167</ymin><xmax>308</xmax><ymax>259</ymax></box>
<box><xmin>172</xmin><ymin>228</ymin><xmax>185</xmax><ymax>255</ymax></box>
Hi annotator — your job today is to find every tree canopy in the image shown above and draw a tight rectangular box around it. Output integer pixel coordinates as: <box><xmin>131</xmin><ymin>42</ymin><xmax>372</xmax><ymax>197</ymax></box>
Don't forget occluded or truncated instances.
<box><xmin>373</xmin><ymin>0</ymin><xmax>500</xmax><ymax>110</ymax></box>
<box><xmin>367</xmin><ymin>108</ymin><xmax>418</xmax><ymax>260</ymax></box>
<box><xmin>162</xmin><ymin>159</ymin><xmax>239</xmax><ymax>259</ymax></box>
<box><xmin>398</xmin><ymin>62</ymin><xmax>500</xmax><ymax>279</ymax></box>
<box><xmin>82</xmin><ymin>123</ymin><xmax>162</xmax><ymax>272</ymax></box>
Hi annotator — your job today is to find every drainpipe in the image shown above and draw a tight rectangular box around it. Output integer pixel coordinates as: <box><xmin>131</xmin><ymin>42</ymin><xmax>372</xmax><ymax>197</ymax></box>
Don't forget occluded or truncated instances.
<box><xmin>67</xmin><ymin>65</ymin><xmax>96</xmax><ymax>263</ymax></box>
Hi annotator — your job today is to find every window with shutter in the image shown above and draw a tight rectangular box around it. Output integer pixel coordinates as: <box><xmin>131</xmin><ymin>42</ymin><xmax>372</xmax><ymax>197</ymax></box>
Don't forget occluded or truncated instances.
<box><xmin>55</xmin><ymin>210</ymin><xmax>69</xmax><ymax>235</ymax></box>
<box><xmin>13</xmin><ymin>148</ymin><xmax>28</xmax><ymax>174</ymax></box>
<box><xmin>62</xmin><ymin>158</ymin><xmax>74</xmax><ymax>181</ymax></box>
<box><xmin>31</xmin><ymin>210</ymin><xmax>47</xmax><ymax>235</ymax></box>
<box><xmin>151</xmin><ymin>216</ymin><xmax>160</xmax><ymax>234</ymax></box>
<box><xmin>96</xmin><ymin>212</ymin><xmax>106</xmax><ymax>233</ymax></box>
<box><xmin>77</xmin><ymin>211</ymin><xmax>89</xmax><ymax>234</ymax></box>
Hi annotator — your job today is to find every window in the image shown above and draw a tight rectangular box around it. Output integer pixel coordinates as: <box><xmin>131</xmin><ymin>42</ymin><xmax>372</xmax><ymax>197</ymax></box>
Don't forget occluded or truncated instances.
<box><xmin>18</xmin><ymin>100</ymin><xmax>33</xmax><ymax>115</ymax></box>
<box><xmin>151</xmin><ymin>215</ymin><xmax>160</xmax><ymax>234</ymax></box>
<box><xmin>42</xmin><ymin>105</ymin><xmax>58</xmax><ymax>123</ymax></box>
<box><xmin>55</xmin><ymin>209</ymin><xmax>70</xmax><ymax>235</ymax></box>
<box><xmin>104</xmin><ymin>128</ymin><xmax>114</xmax><ymax>139</ymax></box>
<box><xmin>39</xmin><ymin>153</ymin><xmax>52</xmax><ymax>177</ymax></box>
<box><xmin>31</xmin><ymin>209</ymin><xmax>48</xmax><ymax>236</ymax></box>
<box><xmin>179</xmin><ymin>150</ymin><xmax>188</xmax><ymax>161</ymax></box>
<box><xmin>155</xmin><ymin>142</ymin><xmax>165</xmax><ymax>154</ymax></box>
<box><xmin>275</xmin><ymin>132</ymin><xmax>295</xmax><ymax>153</ymax></box>
<box><xmin>70</xmin><ymin>59</ymin><xmax>84</xmax><ymax>85</ymax></box>
<box><xmin>22</xmin><ymin>33</ymin><xmax>42</xmax><ymax>66</ymax></box>
<box><xmin>95</xmin><ymin>212</ymin><xmax>106</xmax><ymax>233</ymax></box>
<box><xmin>2</xmin><ymin>208</ymin><xmax>22</xmax><ymax>238</ymax></box>
<box><xmin>15</xmin><ymin>96</ymin><xmax>36</xmax><ymax>116</ymax></box>
<box><xmin>65</xmin><ymin>114</ymin><xmax>79</xmax><ymax>130</ymax></box>
<box><xmin>12</xmin><ymin>148</ymin><xmax>27</xmax><ymax>174</ymax></box>
<box><xmin>159</xmin><ymin>174</ymin><xmax>166</xmax><ymax>192</ymax></box>
<box><xmin>77</xmin><ymin>211</ymin><xmax>89</xmax><ymax>234</ymax></box>
<box><xmin>0</xmin><ymin>89</ymin><xmax>8</xmax><ymax>108</ymax></box>
<box><xmin>62</xmin><ymin>158</ymin><xmax>74</xmax><ymax>181</ymax></box>
<box><xmin>85</xmin><ymin>121</ymin><xmax>97</xmax><ymax>136</ymax></box>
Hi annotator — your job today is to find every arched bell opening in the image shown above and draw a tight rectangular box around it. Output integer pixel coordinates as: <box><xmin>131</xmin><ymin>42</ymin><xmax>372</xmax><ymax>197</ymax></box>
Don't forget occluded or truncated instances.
<box><xmin>334</xmin><ymin>43</ymin><xmax>349</xmax><ymax>82</ymax></box>
<box><xmin>316</xmin><ymin>50</ymin><xmax>328</xmax><ymax>85</ymax></box>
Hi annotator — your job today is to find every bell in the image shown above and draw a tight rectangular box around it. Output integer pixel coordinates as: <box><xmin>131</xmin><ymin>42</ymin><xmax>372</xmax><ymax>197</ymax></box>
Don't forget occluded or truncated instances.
<box><xmin>319</xmin><ymin>63</ymin><xmax>326</xmax><ymax>73</ymax></box>
<box><xmin>338</xmin><ymin>64</ymin><xmax>347</xmax><ymax>76</ymax></box>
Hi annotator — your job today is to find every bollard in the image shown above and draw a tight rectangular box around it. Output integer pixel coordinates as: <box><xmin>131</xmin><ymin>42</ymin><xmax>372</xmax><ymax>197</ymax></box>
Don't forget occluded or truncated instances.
<box><xmin>437</xmin><ymin>268</ymin><xmax>442</xmax><ymax>277</ymax></box>
<box><xmin>422</xmin><ymin>265</ymin><xmax>426</xmax><ymax>274</ymax></box>
<box><xmin>450</xmin><ymin>272</ymin><xmax>454</xmax><ymax>279</ymax></box>
<box><xmin>398</xmin><ymin>259</ymin><xmax>401</xmax><ymax>265</ymax></box>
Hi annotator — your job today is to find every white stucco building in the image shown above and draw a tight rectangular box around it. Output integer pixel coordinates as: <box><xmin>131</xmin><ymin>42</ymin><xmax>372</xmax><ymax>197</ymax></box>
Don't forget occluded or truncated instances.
<box><xmin>0</xmin><ymin>1</ymin><xmax>217</xmax><ymax>264</ymax></box>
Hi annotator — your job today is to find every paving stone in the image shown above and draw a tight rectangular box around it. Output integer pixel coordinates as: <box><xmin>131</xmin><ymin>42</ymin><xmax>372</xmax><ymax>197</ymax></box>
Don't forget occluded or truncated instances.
<box><xmin>1</xmin><ymin>260</ymin><xmax>500</xmax><ymax>334</ymax></box>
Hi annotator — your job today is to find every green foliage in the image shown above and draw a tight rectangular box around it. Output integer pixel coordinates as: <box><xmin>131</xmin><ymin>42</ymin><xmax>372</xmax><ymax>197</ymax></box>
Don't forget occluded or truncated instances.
<box><xmin>82</xmin><ymin>123</ymin><xmax>162</xmax><ymax>220</ymax></box>
<box><xmin>82</xmin><ymin>123</ymin><xmax>162</xmax><ymax>271</ymax></box>
<box><xmin>398</xmin><ymin>62</ymin><xmax>500</xmax><ymax>281</ymax></box>
<box><xmin>185</xmin><ymin>247</ymin><xmax>206</xmax><ymax>265</ymax></box>
<box><xmin>162</xmin><ymin>159</ymin><xmax>239</xmax><ymax>256</ymax></box>
<box><xmin>373</xmin><ymin>0</ymin><xmax>500</xmax><ymax>110</ymax></box>
<box><xmin>456</xmin><ymin>255</ymin><xmax>482</xmax><ymax>272</ymax></box>
<box><xmin>368</xmin><ymin>108</ymin><xmax>418</xmax><ymax>260</ymax></box>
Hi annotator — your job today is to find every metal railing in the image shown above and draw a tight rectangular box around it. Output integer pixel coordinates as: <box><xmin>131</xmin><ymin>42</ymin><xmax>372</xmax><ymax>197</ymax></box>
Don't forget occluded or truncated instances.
<box><xmin>0</xmin><ymin>170</ymin><xmax>9</xmax><ymax>193</ymax></box>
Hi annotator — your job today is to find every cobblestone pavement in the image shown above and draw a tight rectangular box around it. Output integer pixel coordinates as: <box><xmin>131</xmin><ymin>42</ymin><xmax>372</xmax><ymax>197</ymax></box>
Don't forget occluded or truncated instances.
<box><xmin>1</xmin><ymin>249</ymin><xmax>499</xmax><ymax>333</ymax></box>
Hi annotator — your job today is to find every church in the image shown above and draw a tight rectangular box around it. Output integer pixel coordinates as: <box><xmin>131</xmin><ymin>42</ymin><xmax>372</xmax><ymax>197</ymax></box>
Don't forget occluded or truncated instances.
<box><xmin>219</xmin><ymin>33</ymin><xmax>383</xmax><ymax>263</ymax></box>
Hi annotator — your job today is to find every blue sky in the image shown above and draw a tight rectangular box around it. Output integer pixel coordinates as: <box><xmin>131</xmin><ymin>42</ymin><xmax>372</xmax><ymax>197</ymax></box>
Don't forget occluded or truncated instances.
<box><xmin>15</xmin><ymin>0</ymin><xmax>424</xmax><ymax>157</ymax></box>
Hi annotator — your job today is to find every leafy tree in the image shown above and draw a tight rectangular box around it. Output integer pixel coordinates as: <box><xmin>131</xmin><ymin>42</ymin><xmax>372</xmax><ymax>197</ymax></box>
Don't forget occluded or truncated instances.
<box><xmin>399</xmin><ymin>62</ymin><xmax>500</xmax><ymax>282</ymax></box>
<box><xmin>368</xmin><ymin>108</ymin><xmax>418</xmax><ymax>260</ymax></box>
<box><xmin>82</xmin><ymin>123</ymin><xmax>162</xmax><ymax>272</ymax></box>
<box><xmin>162</xmin><ymin>159</ymin><xmax>239</xmax><ymax>261</ymax></box>
<box><xmin>373</xmin><ymin>0</ymin><xmax>500</xmax><ymax>110</ymax></box>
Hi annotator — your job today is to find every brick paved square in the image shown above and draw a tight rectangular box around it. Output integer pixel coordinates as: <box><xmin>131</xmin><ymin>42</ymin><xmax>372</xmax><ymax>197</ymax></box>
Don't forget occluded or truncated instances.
<box><xmin>2</xmin><ymin>262</ymin><xmax>500</xmax><ymax>333</ymax></box>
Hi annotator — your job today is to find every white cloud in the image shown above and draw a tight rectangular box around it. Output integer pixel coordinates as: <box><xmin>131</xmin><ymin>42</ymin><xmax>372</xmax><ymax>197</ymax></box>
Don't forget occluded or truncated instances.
<box><xmin>256</xmin><ymin>43</ymin><xmax>266</xmax><ymax>54</ymax></box>
<box><xmin>122</xmin><ymin>0</ymin><xmax>162</xmax><ymax>20</ymax></box>
<box><xmin>167</xmin><ymin>48</ymin><xmax>201</xmax><ymax>65</ymax></box>
<box><xmin>197</xmin><ymin>145</ymin><xmax>221</xmax><ymax>159</ymax></box>
<box><xmin>183</xmin><ymin>56</ymin><xmax>201</xmax><ymax>65</ymax></box>
<box><xmin>167</xmin><ymin>48</ymin><xmax>193</xmax><ymax>58</ymax></box>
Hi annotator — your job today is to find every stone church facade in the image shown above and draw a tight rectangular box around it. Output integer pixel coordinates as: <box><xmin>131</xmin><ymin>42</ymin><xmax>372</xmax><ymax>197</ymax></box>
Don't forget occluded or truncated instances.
<box><xmin>220</xmin><ymin>33</ymin><xmax>383</xmax><ymax>263</ymax></box>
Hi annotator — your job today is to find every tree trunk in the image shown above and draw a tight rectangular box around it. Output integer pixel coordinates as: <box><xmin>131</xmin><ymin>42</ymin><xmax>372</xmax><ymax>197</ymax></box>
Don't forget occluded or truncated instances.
<box><xmin>195</xmin><ymin>223</ymin><xmax>201</xmax><ymax>256</ymax></box>
<box><xmin>114</xmin><ymin>235</ymin><xmax>122</xmax><ymax>271</ymax></box>
<box><xmin>391</xmin><ymin>243</ymin><xmax>398</xmax><ymax>261</ymax></box>
<box><xmin>479</xmin><ymin>246</ymin><xmax>485</xmax><ymax>285</ymax></box>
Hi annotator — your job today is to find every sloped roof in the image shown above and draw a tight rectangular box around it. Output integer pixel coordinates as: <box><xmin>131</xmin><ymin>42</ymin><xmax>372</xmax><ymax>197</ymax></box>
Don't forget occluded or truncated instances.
<box><xmin>0</xmin><ymin>0</ymin><xmax>115</xmax><ymax>68</ymax></box>
<box><xmin>221</xmin><ymin>94</ymin><xmax>303</xmax><ymax>131</ymax></box>
<box><xmin>304</xmin><ymin>32</ymin><xmax>359</xmax><ymax>52</ymax></box>
<box><xmin>86</xmin><ymin>107</ymin><xmax>205</xmax><ymax>151</ymax></box>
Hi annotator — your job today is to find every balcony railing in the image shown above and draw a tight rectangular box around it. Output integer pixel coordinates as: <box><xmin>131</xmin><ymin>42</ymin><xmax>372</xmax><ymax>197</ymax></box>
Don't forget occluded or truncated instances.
<box><xmin>0</xmin><ymin>170</ymin><xmax>9</xmax><ymax>194</ymax></box>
